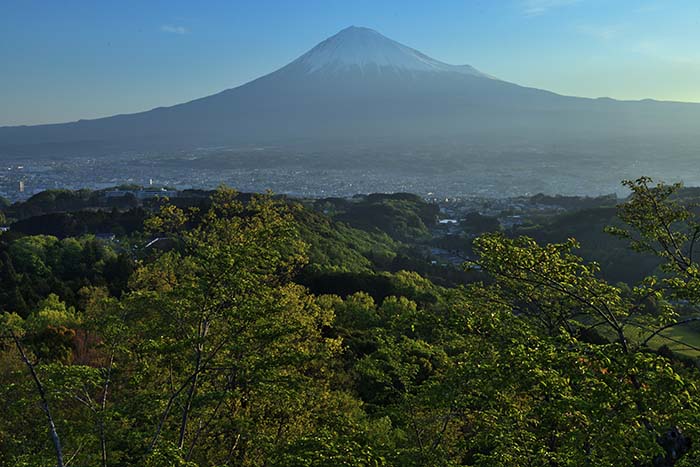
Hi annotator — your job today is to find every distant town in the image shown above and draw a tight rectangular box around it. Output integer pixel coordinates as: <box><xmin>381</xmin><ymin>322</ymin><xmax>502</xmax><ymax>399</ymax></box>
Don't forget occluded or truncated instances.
<box><xmin>1</xmin><ymin>139</ymin><xmax>697</xmax><ymax>205</ymax></box>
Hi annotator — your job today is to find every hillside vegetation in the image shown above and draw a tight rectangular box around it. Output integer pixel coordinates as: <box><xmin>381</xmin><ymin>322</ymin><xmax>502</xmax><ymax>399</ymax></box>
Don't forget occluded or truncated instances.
<box><xmin>1</xmin><ymin>179</ymin><xmax>700</xmax><ymax>466</ymax></box>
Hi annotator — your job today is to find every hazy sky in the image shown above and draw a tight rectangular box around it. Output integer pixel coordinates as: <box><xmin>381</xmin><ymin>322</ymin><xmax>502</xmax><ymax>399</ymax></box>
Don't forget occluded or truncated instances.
<box><xmin>1</xmin><ymin>0</ymin><xmax>699</xmax><ymax>126</ymax></box>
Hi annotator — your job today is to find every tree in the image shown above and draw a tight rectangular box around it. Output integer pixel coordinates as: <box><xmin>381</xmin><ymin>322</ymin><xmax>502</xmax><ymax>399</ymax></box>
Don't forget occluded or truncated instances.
<box><xmin>465</xmin><ymin>178</ymin><xmax>700</xmax><ymax>465</ymax></box>
<box><xmin>0</xmin><ymin>312</ymin><xmax>65</xmax><ymax>467</ymax></box>
<box><xmin>125</xmin><ymin>187</ymin><xmax>341</xmax><ymax>464</ymax></box>
<box><xmin>608</xmin><ymin>177</ymin><xmax>700</xmax><ymax>303</ymax></box>
<box><xmin>460</xmin><ymin>211</ymin><xmax>500</xmax><ymax>235</ymax></box>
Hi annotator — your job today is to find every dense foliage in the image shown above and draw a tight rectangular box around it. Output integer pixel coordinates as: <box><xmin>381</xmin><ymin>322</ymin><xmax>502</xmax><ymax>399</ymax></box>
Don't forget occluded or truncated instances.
<box><xmin>1</xmin><ymin>179</ymin><xmax>700</xmax><ymax>466</ymax></box>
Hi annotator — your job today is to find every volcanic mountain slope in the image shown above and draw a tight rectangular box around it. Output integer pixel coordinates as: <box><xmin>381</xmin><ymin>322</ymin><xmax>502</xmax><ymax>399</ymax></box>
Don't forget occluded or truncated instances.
<box><xmin>1</xmin><ymin>26</ymin><xmax>699</xmax><ymax>156</ymax></box>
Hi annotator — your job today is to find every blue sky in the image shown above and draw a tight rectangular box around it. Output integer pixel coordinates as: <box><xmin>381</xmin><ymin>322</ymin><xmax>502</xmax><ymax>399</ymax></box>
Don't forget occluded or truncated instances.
<box><xmin>1</xmin><ymin>0</ymin><xmax>699</xmax><ymax>125</ymax></box>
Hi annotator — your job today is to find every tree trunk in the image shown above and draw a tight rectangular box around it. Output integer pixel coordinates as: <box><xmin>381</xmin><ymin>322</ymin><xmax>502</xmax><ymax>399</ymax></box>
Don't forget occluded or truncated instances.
<box><xmin>178</xmin><ymin>321</ymin><xmax>207</xmax><ymax>449</ymax></box>
<box><xmin>99</xmin><ymin>354</ymin><xmax>114</xmax><ymax>467</ymax></box>
<box><xmin>178</xmin><ymin>349</ymin><xmax>201</xmax><ymax>449</ymax></box>
<box><xmin>11</xmin><ymin>331</ymin><xmax>64</xmax><ymax>467</ymax></box>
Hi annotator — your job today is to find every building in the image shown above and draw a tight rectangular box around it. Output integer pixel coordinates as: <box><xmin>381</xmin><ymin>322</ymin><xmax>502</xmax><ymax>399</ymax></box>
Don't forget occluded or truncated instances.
<box><xmin>104</xmin><ymin>188</ymin><xmax>179</xmax><ymax>200</ymax></box>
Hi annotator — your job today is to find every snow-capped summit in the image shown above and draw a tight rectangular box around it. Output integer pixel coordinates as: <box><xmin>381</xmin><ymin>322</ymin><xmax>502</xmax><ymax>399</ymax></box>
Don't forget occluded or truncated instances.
<box><xmin>288</xmin><ymin>26</ymin><xmax>491</xmax><ymax>78</ymax></box>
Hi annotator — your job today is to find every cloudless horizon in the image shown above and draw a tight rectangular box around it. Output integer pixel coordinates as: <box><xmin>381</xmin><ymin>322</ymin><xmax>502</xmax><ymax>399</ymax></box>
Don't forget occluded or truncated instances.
<box><xmin>2</xmin><ymin>0</ymin><xmax>699</xmax><ymax>126</ymax></box>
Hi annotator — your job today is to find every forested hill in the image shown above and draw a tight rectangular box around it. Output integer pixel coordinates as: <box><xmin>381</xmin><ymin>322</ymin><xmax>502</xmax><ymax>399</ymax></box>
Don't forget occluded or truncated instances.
<box><xmin>1</xmin><ymin>180</ymin><xmax>700</xmax><ymax>466</ymax></box>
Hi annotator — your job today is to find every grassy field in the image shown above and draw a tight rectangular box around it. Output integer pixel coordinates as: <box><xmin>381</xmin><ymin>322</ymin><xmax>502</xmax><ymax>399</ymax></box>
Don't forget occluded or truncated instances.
<box><xmin>645</xmin><ymin>320</ymin><xmax>700</xmax><ymax>359</ymax></box>
<box><xmin>577</xmin><ymin>315</ymin><xmax>700</xmax><ymax>360</ymax></box>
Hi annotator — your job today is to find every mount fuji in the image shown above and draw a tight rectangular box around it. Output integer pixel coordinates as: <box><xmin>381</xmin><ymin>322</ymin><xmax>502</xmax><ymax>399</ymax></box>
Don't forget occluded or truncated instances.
<box><xmin>288</xmin><ymin>26</ymin><xmax>491</xmax><ymax>77</ymax></box>
<box><xmin>1</xmin><ymin>26</ymin><xmax>699</xmax><ymax>157</ymax></box>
